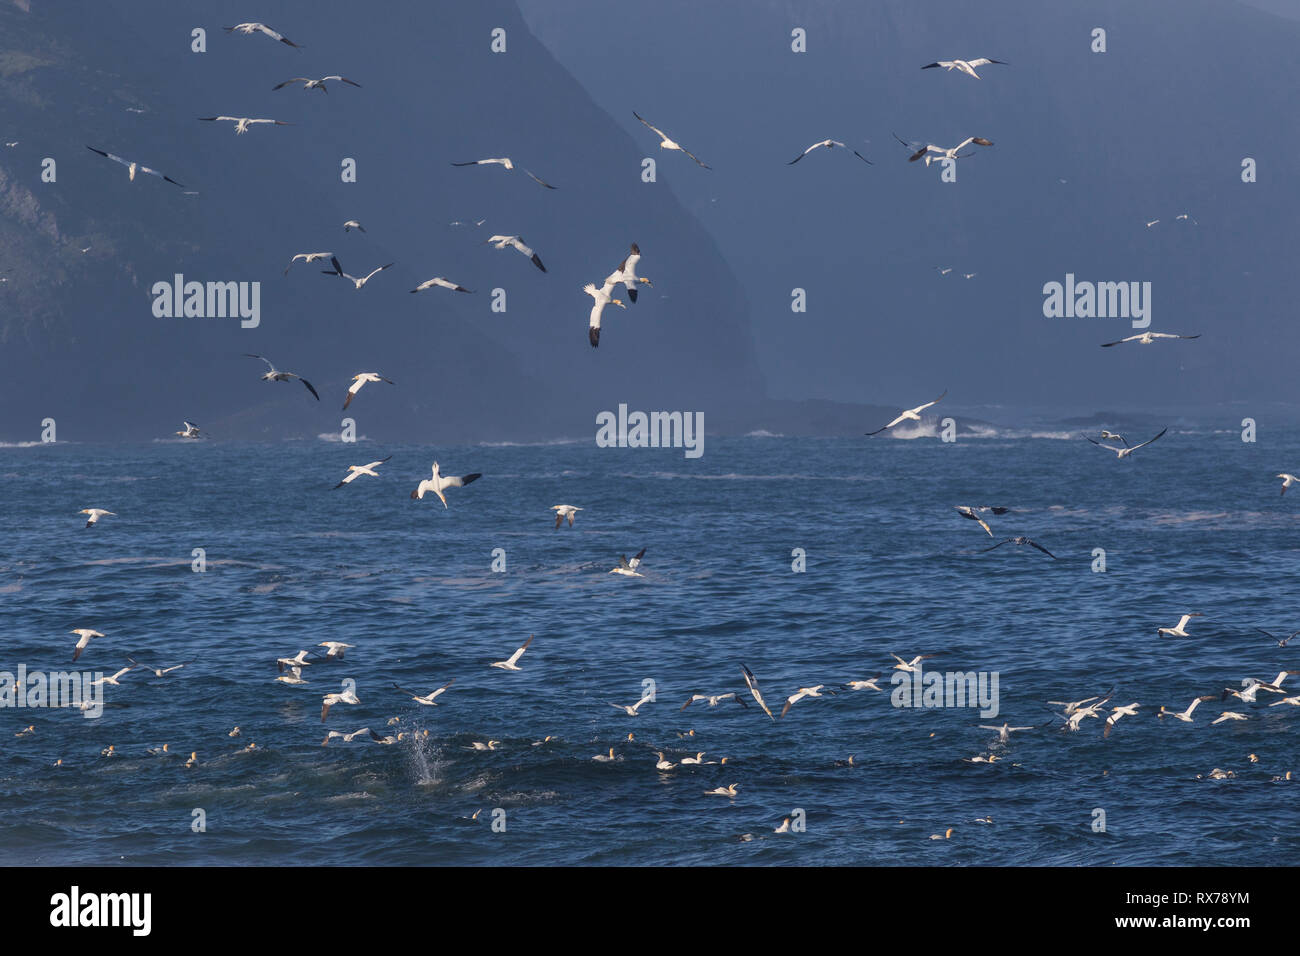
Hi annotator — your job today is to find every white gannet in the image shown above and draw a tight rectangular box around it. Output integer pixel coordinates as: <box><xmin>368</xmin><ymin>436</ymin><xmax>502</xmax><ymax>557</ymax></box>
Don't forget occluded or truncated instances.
<box><xmin>244</xmin><ymin>354</ymin><xmax>320</xmax><ymax>400</ymax></box>
<box><xmin>680</xmin><ymin>752</ymin><xmax>706</xmax><ymax>765</ymax></box>
<box><xmin>184</xmin><ymin>752</ymin><xmax>199</xmax><ymax>768</ymax></box>
<box><xmin>1269</xmin><ymin>695</ymin><xmax>1300</xmax><ymax>707</ymax></box>
<box><xmin>284</xmin><ymin>252</ymin><xmax>333</xmax><ymax>275</ymax></box>
<box><xmin>332</xmin><ymin>456</ymin><xmax>392</xmax><ymax>489</ymax></box>
<box><xmin>1099</xmin><ymin>430</ymin><xmax>1128</xmax><ymax>447</ymax></box>
<box><xmin>890</xmin><ymin>653</ymin><xmax>936</xmax><ymax>673</ymax></box>
<box><xmin>490</xmin><ymin>635</ymin><xmax>533</xmax><ymax>671</ymax></box>
<box><xmin>954</xmin><ymin>505</ymin><xmax>1009</xmax><ymax>536</ymax></box>
<box><xmin>531</xmin><ymin>736</ymin><xmax>556</xmax><ymax>747</ymax></box>
<box><xmin>654</xmin><ymin>752</ymin><xmax>677</xmax><ymax>770</ymax></box>
<box><xmin>85</xmin><ymin>146</ymin><xmax>184</xmax><ymax>187</ymax></box>
<box><xmin>225</xmin><ymin>22</ymin><xmax>301</xmax><ymax>47</ymax></box>
<box><xmin>780</xmin><ymin>685</ymin><xmax>827</xmax><ymax>718</ymax></box>
<box><xmin>321</xmin><ymin>256</ymin><xmax>394</xmax><ymax>290</ymax></box>
<box><xmin>610</xmin><ymin>548</ymin><xmax>646</xmax><ymax>576</ymax></box>
<box><xmin>962</xmin><ymin>754</ymin><xmax>999</xmax><ymax>764</ymax></box>
<box><xmin>1100</xmin><ymin>332</ymin><xmax>1200</xmax><ymax>348</ymax></box>
<box><xmin>317</xmin><ymin>641</ymin><xmax>353</xmax><ymax>660</ymax></box>
<box><xmin>585</xmin><ymin>281</ymin><xmax>626</xmax><ymax>348</ymax></box>
<box><xmin>484</xmin><ymin>235</ymin><xmax>546</xmax><ymax>272</ymax></box>
<box><xmin>146</xmin><ymin>744</ymin><xmax>169</xmax><ymax>756</ymax></box>
<box><xmin>450</xmin><ymin>157</ymin><xmax>556</xmax><ymax>189</ymax></box>
<box><xmin>342</xmin><ymin>372</ymin><xmax>394</xmax><ymax>410</ymax></box>
<box><xmin>740</xmin><ymin>664</ymin><xmax>775</xmax><ymax>720</ymax></box>
<box><xmin>277</xmin><ymin>650</ymin><xmax>312</xmax><ymax>672</ymax></box>
<box><xmin>681</xmin><ymin>692</ymin><xmax>745</xmax><ymax>709</ymax></box>
<box><xmin>126</xmin><ymin>657</ymin><xmax>189</xmax><ymax>678</ymax></box>
<box><xmin>978</xmin><ymin>723</ymin><xmax>1035</xmax><ymax>744</ymax></box>
<box><xmin>609</xmin><ymin>694</ymin><xmax>654</xmax><ymax>716</ymax></box>
<box><xmin>276</xmin><ymin>667</ymin><xmax>308</xmax><ymax>685</ymax></box>
<box><xmin>865</xmin><ymin>390</ymin><xmax>947</xmax><ymax>435</ymax></box>
<box><xmin>1145</xmin><ymin>219</ymin><xmax>1160</xmax><ymax>228</ymax></box>
<box><xmin>78</xmin><ymin>509</ymin><xmax>116</xmax><ymax>529</ymax></box>
<box><xmin>1212</xmin><ymin>712</ymin><xmax>1248</xmax><ymax>725</ymax></box>
<box><xmin>198</xmin><ymin>116</ymin><xmax>292</xmax><ymax>135</ymax></box>
<box><xmin>90</xmin><ymin>666</ymin><xmax>132</xmax><ymax>687</ymax></box>
<box><xmin>773</xmin><ymin>818</ymin><xmax>792</xmax><ymax>833</ymax></box>
<box><xmin>467</xmin><ymin>740</ymin><xmax>501</xmax><ymax>751</ymax></box>
<box><xmin>592</xmin><ymin>747</ymin><xmax>618</xmax><ymax>762</ymax></box>
<box><xmin>550</xmin><ymin>505</ymin><xmax>582</xmax><ymax>529</ymax></box>
<box><xmin>410</xmin><ymin>277</ymin><xmax>472</xmax><ymax>294</ymax></box>
<box><xmin>705</xmin><ymin>784</ymin><xmax>739</xmax><ymax>796</ymax></box>
<box><xmin>1047</xmin><ymin>693</ymin><xmax>1105</xmax><ymax>716</ymax></box>
<box><xmin>892</xmin><ymin>132</ymin><xmax>992</xmax><ymax>165</ymax></box>
<box><xmin>1103</xmin><ymin>702</ymin><xmax>1140</xmax><ymax>738</ymax></box>
<box><xmin>604</xmin><ymin>243</ymin><xmax>652</xmax><ymax>304</ymax></box>
<box><xmin>228</xmin><ymin>727</ymin><xmax>241</xmax><ymax>737</ymax></box>
<box><xmin>175</xmin><ymin>421</ymin><xmax>201</xmax><ymax>439</ymax></box>
<box><xmin>393</xmin><ymin>679</ymin><xmax>455</xmax><ymax>706</ymax></box>
<box><xmin>410</xmin><ymin>461</ymin><xmax>482</xmax><ymax>507</ymax></box>
<box><xmin>1176</xmin><ymin>213</ymin><xmax>1199</xmax><ymax>224</ymax></box>
<box><xmin>1158</xmin><ymin>694</ymin><xmax>1216</xmax><ymax>723</ymax></box>
<box><xmin>979</xmin><ymin>536</ymin><xmax>1057</xmax><ymax>559</ymax></box>
<box><xmin>321</xmin><ymin>688</ymin><xmax>361</xmax><ymax>721</ymax></box>
<box><xmin>921</xmin><ymin>57</ymin><xmax>1007</xmax><ymax>79</ymax></box>
<box><xmin>633</xmin><ymin>111</ymin><xmax>711</xmax><ymax>169</ymax></box>
<box><xmin>788</xmin><ymin>139</ymin><xmax>872</xmax><ymax>165</ymax></box>
<box><xmin>272</xmin><ymin>75</ymin><xmax>360</xmax><ymax>93</ymax></box>
<box><xmin>1277</xmin><ymin>474</ymin><xmax>1298</xmax><ymax>496</ymax></box>
<box><xmin>1157</xmin><ymin>613</ymin><xmax>1202</xmax><ymax>638</ymax></box>
<box><xmin>343</xmin><ymin>220</ymin><xmax>365</xmax><ymax>233</ymax></box>
<box><xmin>844</xmin><ymin>675</ymin><xmax>887</xmax><ymax>692</ymax></box>
<box><xmin>1086</xmin><ymin>427</ymin><xmax>1167</xmax><ymax>459</ymax></box>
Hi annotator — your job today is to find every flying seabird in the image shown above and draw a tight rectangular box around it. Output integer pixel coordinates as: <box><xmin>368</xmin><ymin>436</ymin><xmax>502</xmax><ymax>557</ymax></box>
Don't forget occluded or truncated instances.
<box><xmin>740</xmin><ymin>664</ymin><xmax>775</xmax><ymax>720</ymax></box>
<box><xmin>633</xmin><ymin>111</ymin><xmax>711</xmax><ymax>168</ymax></box>
<box><xmin>277</xmin><ymin>650</ymin><xmax>312</xmax><ymax>672</ymax></box>
<box><xmin>490</xmin><ymin>635</ymin><xmax>533</xmax><ymax>671</ymax></box>
<box><xmin>780</xmin><ymin>685</ymin><xmax>828</xmax><ymax>718</ymax></box>
<box><xmin>175</xmin><ymin>421</ymin><xmax>201</xmax><ymax>439</ymax></box>
<box><xmin>78</xmin><ymin>509</ymin><xmax>115</xmax><ymax>528</ymax></box>
<box><xmin>980</xmin><ymin>536</ymin><xmax>1057</xmax><ymax>559</ymax></box>
<box><xmin>85</xmin><ymin>146</ymin><xmax>184</xmax><ymax>187</ymax></box>
<box><xmin>393</xmin><ymin>679</ymin><xmax>455</xmax><ymax>706</ymax></box>
<box><xmin>1212</xmin><ymin>712</ymin><xmax>1248</xmax><ymax>725</ymax></box>
<box><xmin>1100</xmin><ymin>332</ymin><xmax>1200</xmax><ymax>348</ymax></box>
<box><xmin>550</xmin><ymin>505</ymin><xmax>582</xmax><ymax>528</ymax></box>
<box><xmin>921</xmin><ymin>57</ymin><xmax>1007</xmax><ymax>79</ymax></box>
<box><xmin>1086</xmin><ymin>427</ymin><xmax>1167</xmax><ymax>459</ymax></box>
<box><xmin>245</xmin><ymin>354</ymin><xmax>319</xmax><ymax>400</ymax></box>
<box><xmin>317</xmin><ymin>642</ymin><xmax>353</xmax><ymax>660</ymax></box>
<box><xmin>484</xmin><ymin>235</ymin><xmax>546</xmax><ymax>272</ymax></box>
<box><xmin>681</xmin><ymin>692</ymin><xmax>745</xmax><ymax>709</ymax></box>
<box><xmin>844</xmin><ymin>675</ymin><xmax>887</xmax><ymax>692</ymax></box>
<box><xmin>1278</xmin><ymin>474</ymin><xmax>1298</xmax><ymax>496</ymax></box>
<box><xmin>70</xmin><ymin>629</ymin><xmax>105</xmax><ymax>662</ymax></box>
<box><xmin>126</xmin><ymin>657</ymin><xmax>189</xmax><ymax>678</ymax></box>
<box><xmin>585</xmin><ymin>281</ymin><xmax>626</xmax><ymax>348</ymax></box>
<box><xmin>787</xmin><ymin>139</ymin><xmax>872</xmax><ymax>165</ymax></box>
<box><xmin>198</xmin><ymin>116</ymin><xmax>292</xmax><ymax>135</ymax></box>
<box><xmin>333</xmin><ymin>456</ymin><xmax>392</xmax><ymax>489</ymax></box>
<box><xmin>343</xmin><ymin>220</ymin><xmax>365</xmax><ymax>233</ymax></box>
<box><xmin>1103</xmin><ymin>703</ymin><xmax>1140</xmax><ymax>738</ymax></box>
<box><xmin>410</xmin><ymin>277</ymin><xmax>472</xmax><ymax>294</ymax></box>
<box><xmin>410</xmin><ymin>461</ymin><xmax>482</xmax><ymax>507</ymax></box>
<box><xmin>1158</xmin><ymin>695</ymin><xmax>1216</xmax><ymax>723</ymax></box>
<box><xmin>955</xmin><ymin>505</ymin><xmax>1009</xmax><ymax>536</ymax></box>
<box><xmin>450</xmin><ymin>158</ymin><xmax>556</xmax><ymax>189</ymax></box>
<box><xmin>610</xmin><ymin>548</ymin><xmax>646</xmax><ymax>577</ymax></box>
<box><xmin>272</xmin><ymin>75</ymin><xmax>360</xmax><ymax>93</ymax></box>
<box><xmin>225</xmin><ymin>22</ymin><xmax>301</xmax><ymax>47</ymax></box>
<box><xmin>284</xmin><ymin>252</ymin><xmax>333</xmax><ymax>275</ymax></box>
<box><xmin>609</xmin><ymin>695</ymin><xmax>654</xmax><ymax>716</ymax></box>
<box><xmin>978</xmin><ymin>723</ymin><xmax>1035</xmax><ymax>744</ymax></box>
<box><xmin>321</xmin><ymin>688</ymin><xmax>361</xmax><ymax>721</ymax></box>
<box><xmin>1258</xmin><ymin>628</ymin><xmax>1299</xmax><ymax>647</ymax></box>
<box><xmin>892</xmin><ymin>132</ymin><xmax>992</xmax><ymax>165</ymax></box>
<box><xmin>865</xmin><ymin>390</ymin><xmax>947</xmax><ymax>435</ymax></box>
<box><xmin>321</xmin><ymin>256</ymin><xmax>394</xmax><ymax>290</ymax></box>
<box><xmin>890</xmin><ymin>654</ymin><xmax>936</xmax><ymax>673</ymax></box>
<box><xmin>1099</xmin><ymin>430</ymin><xmax>1128</xmax><ymax>446</ymax></box>
<box><xmin>605</xmin><ymin>243</ymin><xmax>652</xmax><ymax>304</ymax></box>
<box><xmin>342</xmin><ymin>372</ymin><xmax>394</xmax><ymax>410</ymax></box>
<box><xmin>1157</xmin><ymin>613</ymin><xmax>1202</xmax><ymax>638</ymax></box>
<box><xmin>90</xmin><ymin>666</ymin><xmax>132</xmax><ymax>688</ymax></box>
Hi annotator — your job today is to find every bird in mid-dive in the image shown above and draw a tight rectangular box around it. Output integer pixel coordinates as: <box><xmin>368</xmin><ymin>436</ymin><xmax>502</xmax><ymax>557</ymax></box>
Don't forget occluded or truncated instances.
<box><xmin>921</xmin><ymin>57</ymin><xmax>1007</xmax><ymax>79</ymax></box>
<box><xmin>86</xmin><ymin>146</ymin><xmax>184</xmax><ymax>187</ymax></box>
<box><xmin>865</xmin><ymin>390</ymin><xmax>947</xmax><ymax>435</ymax></box>
<box><xmin>740</xmin><ymin>663</ymin><xmax>775</xmax><ymax>720</ymax></box>
<box><xmin>244</xmin><ymin>354</ymin><xmax>320</xmax><ymax>400</ymax></box>
<box><xmin>342</xmin><ymin>372</ymin><xmax>394</xmax><ymax>410</ymax></box>
<box><xmin>410</xmin><ymin>462</ymin><xmax>482</xmax><ymax>507</ymax></box>
<box><xmin>633</xmin><ymin>111</ymin><xmax>711</xmax><ymax>169</ymax></box>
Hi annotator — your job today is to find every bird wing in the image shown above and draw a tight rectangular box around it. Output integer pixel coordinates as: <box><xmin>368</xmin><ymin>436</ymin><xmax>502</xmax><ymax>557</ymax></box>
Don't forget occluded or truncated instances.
<box><xmin>297</xmin><ymin>377</ymin><xmax>320</xmax><ymax>401</ymax></box>
<box><xmin>633</xmin><ymin>111</ymin><xmax>671</xmax><ymax>142</ymax></box>
<box><xmin>506</xmin><ymin>635</ymin><xmax>533</xmax><ymax>665</ymax></box>
<box><xmin>628</xmin><ymin>547</ymin><xmax>646</xmax><ymax>570</ymax></box>
<box><xmin>1026</xmin><ymin>539</ymin><xmax>1057</xmax><ymax>559</ymax></box>
<box><xmin>244</xmin><ymin>353</ymin><xmax>276</xmax><ymax>372</ymax></box>
<box><xmin>524</xmin><ymin>168</ymin><xmax>557</xmax><ymax>189</ymax></box>
<box><xmin>740</xmin><ymin>664</ymin><xmax>775</xmax><ymax>720</ymax></box>
<box><xmin>362</xmin><ymin>263</ymin><xmax>393</xmax><ymax>283</ymax></box>
<box><xmin>1129</xmin><ymin>427</ymin><xmax>1168</xmax><ymax>452</ymax></box>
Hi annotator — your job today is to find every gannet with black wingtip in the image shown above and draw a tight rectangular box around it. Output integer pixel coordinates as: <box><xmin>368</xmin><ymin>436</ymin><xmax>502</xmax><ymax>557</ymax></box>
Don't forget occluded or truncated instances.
<box><xmin>1278</xmin><ymin>474</ymin><xmax>1299</xmax><ymax>496</ymax></box>
<box><xmin>277</xmin><ymin>651</ymin><xmax>312</xmax><ymax>673</ymax></box>
<box><xmin>490</xmin><ymin>635</ymin><xmax>533</xmax><ymax>671</ymax></box>
<box><xmin>485</xmin><ymin>235</ymin><xmax>546</xmax><ymax>272</ymax></box>
<box><xmin>1157</xmin><ymin>613</ymin><xmax>1202</xmax><ymax>638</ymax></box>
<box><xmin>1086</xmin><ymin>427</ymin><xmax>1167</xmax><ymax>459</ymax></box>
<box><xmin>70</xmin><ymin>629</ymin><xmax>104</xmax><ymax>663</ymax></box>
<box><xmin>86</xmin><ymin>146</ymin><xmax>184</xmax><ymax>187</ymax></box>
<box><xmin>321</xmin><ymin>257</ymin><xmax>394</xmax><ymax>290</ymax></box>
<box><xmin>321</xmin><ymin>687</ymin><xmax>360</xmax><ymax>721</ymax></box>
<box><xmin>1212</xmin><ymin>711</ymin><xmax>1248</xmax><ymax>725</ymax></box>
<box><xmin>1099</xmin><ymin>430</ymin><xmax>1129</xmax><ymax>447</ymax></box>
<box><xmin>845</xmin><ymin>674</ymin><xmax>887</xmax><ymax>692</ymax></box>
<box><xmin>1100</xmin><ymin>332</ymin><xmax>1200</xmax><ymax>348</ymax></box>
<box><xmin>633</xmin><ymin>111</ymin><xmax>711</xmax><ymax>168</ymax></box>
<box><xmin>342</xmin><ymin>372</ymin><xmax>394</xmax><ymax>411</ymax></box>
<box><xmin>610</xmin><ymin>548</ymin><xmax>646</xmax><ymax>576</ymax></box>
<box><xmin>198</xmin><ymin>116</ymin><xmax>292</xmax><ymax>135</ymax></box>
<box><xmin>175</xmin><ymin>421</ymin><xmax>201</xmax><ymax>439</ymax></box>
<box><xmin>1270</xmin><ymin>695</ymin><xmax>1300</xmax><ymax>707</ymax></box>
<box><xmin>272</xmin><ymin>75</ymin><xmax>360</xmax><ymax>93</ymax></box>
<box><xmin>318</xmin><ymin>642</ymin><xmax>353</xmax><ymax>660</ymax></box>
<box><xmin>450</xmin><ymin>158</ymin><xmax>556</xmax><ymax>189</ymax></box>
<box><xmin>585</xmin><ymin>281</ymin><xmax>625</xmax><ymax>348</ymax></box>
<box><xmin>78</xmin><ymin>509</ymin><xmax>115</xmax><ymax>529</ymax></box>
<box><xmin>90</xmin><ymin>666</ymin><xmax>132</xmax><ymax>688</ymax></box>
<box><xmin>740</xmin><ymin>664</ymin><xmax>776</xmax><ymax>720</ymax></box>
<box><xmin>609</xmin><ymin>694</ymin><xmax>654</xmax><ymax>716</ymax></box>
<box><xmin>342</xmin><ymin>220</ymin><xmax>365</xmax><ymax>233</ymax></box>
<box><xmin>127</xmin><ymin>657</ymin><xmax>190</xmax><ymax>678</ymax></box>
<box><xmin>921</xmin><ymin>57</ymin><xmax>1007</xmax><ymax>79</ymax></box>
<box><xmin>980</xmin><ymin>536</ymin><xmax>1057</xmax><ymax>559</ymax></box>
<box><xmin>225</xmin><ymin>22</ymin><xmax>300</xmax><ymax>47</ymax></box>
<box><xmin>955</xmin><ymin>505</ymin><xmax>1009</xmax><ymax>536</ymax></box>
<box><xmin>681</xmin><ymin>692</ymin><xmax>745</xmax><ymax>709</ymax></box>
<box><xmin>1103</xmin><ymin>702</ymin><xmax>1140</xmax><ymax>738</ymax></box>
<box><xmin>605</xmin><ymin>243</ymin><xmax>652</xmax><ymax>304</ymax></box>
<box><xmin>788</xmin><ymin>139</ymin><xmax>872</xmax><ymax>165</ymax></box>
<box><xmin>284</xmin><ymin>252</ymin><xmax>333</xmax><ymax>275</ymax></box>
<box><xmin>410</xmin><ymin>277</ymin><xmax>472</xmax><ymax>294</ymax></box>
<box><xmin>332</xmin><ymin>456</ymin><xmax>391</xmax><ymax>489</ymax></box>
<box><xmin>410</xmin><ymin>461</ymin><xmax>482</xmax><ymax>507</ymax></box>
<box><xmin>893</xmin><ymin>132</ymin><xmax>992</xmax><ymax>166</ymax></box>
<box><xmin>1158</xmin><ymin>694</ymin><xmax>1216</xmax><ymax>723</ymax></box>
<box><xmin>550</xmin><ymin>505</ymin><xmax>582</xmax><ymax>529</ymax></box>
<box><xmin>865</xmin><ymin>390</ymin><xmax>947</xmax><ymax>435</ymax></box>
<box><xmin>890</xmin><ymin>654</ymin><xmax>936</xmax><ymax>673</ymax></box>
<box><xmin>780</xmin><ymin>685</ymin><xmax>827</xmax><ymax>718</ymax></box>
<box><xmin>245</xmin><ymin>354</ymin><xmax>319</xmax><ymax>400</ymax></box>
<box><xmin>978</xmin><ymin>723</ymin><xmax>1035</xmax><ymax>744</ymax></box>
<box><xmin>276</xmin><ymin>666</ymin><xmax>308</xmax><ymax>685</ymax></box>
<box><xmin>392</xmin><ymin>679</ymin><xmax>455</xmax><ymax>706</ymax></box>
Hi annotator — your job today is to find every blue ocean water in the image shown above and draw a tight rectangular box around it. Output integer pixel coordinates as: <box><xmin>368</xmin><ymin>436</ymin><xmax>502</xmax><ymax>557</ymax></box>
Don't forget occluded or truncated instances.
<box><xmin>2</xmin><ymin>429</ymin><xmax>1298</xmax><ymax>865</ymax></box>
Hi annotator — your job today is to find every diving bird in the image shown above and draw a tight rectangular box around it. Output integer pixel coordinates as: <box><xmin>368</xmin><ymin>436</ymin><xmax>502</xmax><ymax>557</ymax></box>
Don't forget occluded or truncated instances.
<box><xmin>393</xmin><ymin>679</ymin><xmax>455</xmax><ymax>706</ymax></box>
<box><xmin>1278</xmin><ymin>474</ymin><xmax>1298</xmax><ymax>496</ymax></box>
<box><xmin>955</xmin><ymin>505</ymin><xmax>1009</xmax><ymax>536</ymax></box>
<box><xmin>484</xmin><ymin>235</ymin><xmax>546</xmax><ymax>272</ymax></box>
<box><xmin>1100</xmin><ymin>332</ymin><xmax>1200</xmax><ymax>348</ymax></box>
<box><xmin>1086</xmin><ymin>427</ymin><xmax>1167</xmax><ymax>458</ymax></box>
<box><xmin>175</xmin><ymin>421</ymin><xmax>201</xmax><ymax>439</ymax></box>
<box><xmin>1157</xmin><ymin>613</ymin><xmax>1202</xmax><ymax>638</ymax></box>
<box><xmin>85</xmin><ymin>146</ymin><xmax>183</xmax><ymax>187</ymax></box>
<box><xmin>272</xmin><ymin>75</ymin><xmax>360</xmax><ymax>93</ymax></box>
<box><xmin>321</xmin><ymin>257</ymin><xmax>393</xmax><ymax>290</ymax></box>
<box><xmin>585</xmin><ymin>281</ymin><xmax>626</xmax><ymax>348</ymax></box>
<box><xmin>342</xmin><ymin>372</ymin><xmax>394</xmax><ymax>410</ymax></box>
<box><xmin>979</xmin><ymin>537</ymin><xmax>1057</xmax><ymax>559</ymax></box>
<box><xmin>410</xmin><ymin>462</ymin><xmax>482</xmax><ymax>507</ymax></box>
<box><xmin>550</xmin><ymin>505</ymin><xmax>582</xmax><ymax>529</ymax></box>
<box><xmin>70</xmin><ymin>629</ymin><xmax>105</xmax><ymax>662</ymax></box>
<box><xmin>865</xmin><ymin>391</ymin><xmax>947</xmax><ymax>435</ymax></box>
<box><xmin>284</xmin><ymin>252</ymin><xmax>333</xmax><ymax>275</ymax></box>
<box><xmin>490</xmin><ymin>635</ymin><xmax>533</xmax><ymax>671</ymax></box>
<box><xmin>740</xmin><ymin>664</ymin><xmax>775</xmax><ymax>720</ymax></box>
<box><xmin>633</xmin><ymin>111</ymin><xmax>711</xmax><ymax>168</ymax></box>
<box><xmin>78</xmin><ymin>509</ymin><xmax>116</xmax><ymax>528</ymax></box>
<box><xmin>225</xmin><ymin>22</ymin><xmax>301</xmax><ymax>47</ymax></box>
<box><xmin>610</xmin><ymin>548</ymin><xmax>646</xmax><ymax>577</ymax></box>
<box><xmin>450</xmin><ymin>157</ymin><xmax>556</xmax><ymax>189</ymax></box>
<box><xmin>921</xmin><ymin>57</ymin><xmax>1007</xmax><ymax>79</ymax></box>
<box><xmin>198</xmin><ymin>116</ymin><xmax>292</xmax><ymax>135</ymax></box>
<box><xmin>788</xmin><ymin>139</ymin><xmax>872</xmax><ymax>165</ymax></box>
<box><xmin>605</xmin><ymin>244</ymin><xmax>651</xmax><ymax>303</ymax></box>
<box><xmin>410</xmin><ymin>277</ymin><xmax>472</xmax><ymax>294</ymax></box>
<box><xmin>332</xmin><ymin>456</ymin><xmax>392</xmax><ymax>489</ymax></box>
<box><xmin>244</xmin><ymin>354</ymin><xmax>319</xmax><ymax>400</ymax></box>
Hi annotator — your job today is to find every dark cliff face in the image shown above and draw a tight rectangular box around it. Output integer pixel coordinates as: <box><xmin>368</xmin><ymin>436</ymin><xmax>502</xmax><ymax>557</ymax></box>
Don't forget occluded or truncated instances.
<box><xmin>0</xmin><ymin>0</ymin><xmax>767</xmax><ymax>443</ymax></box>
